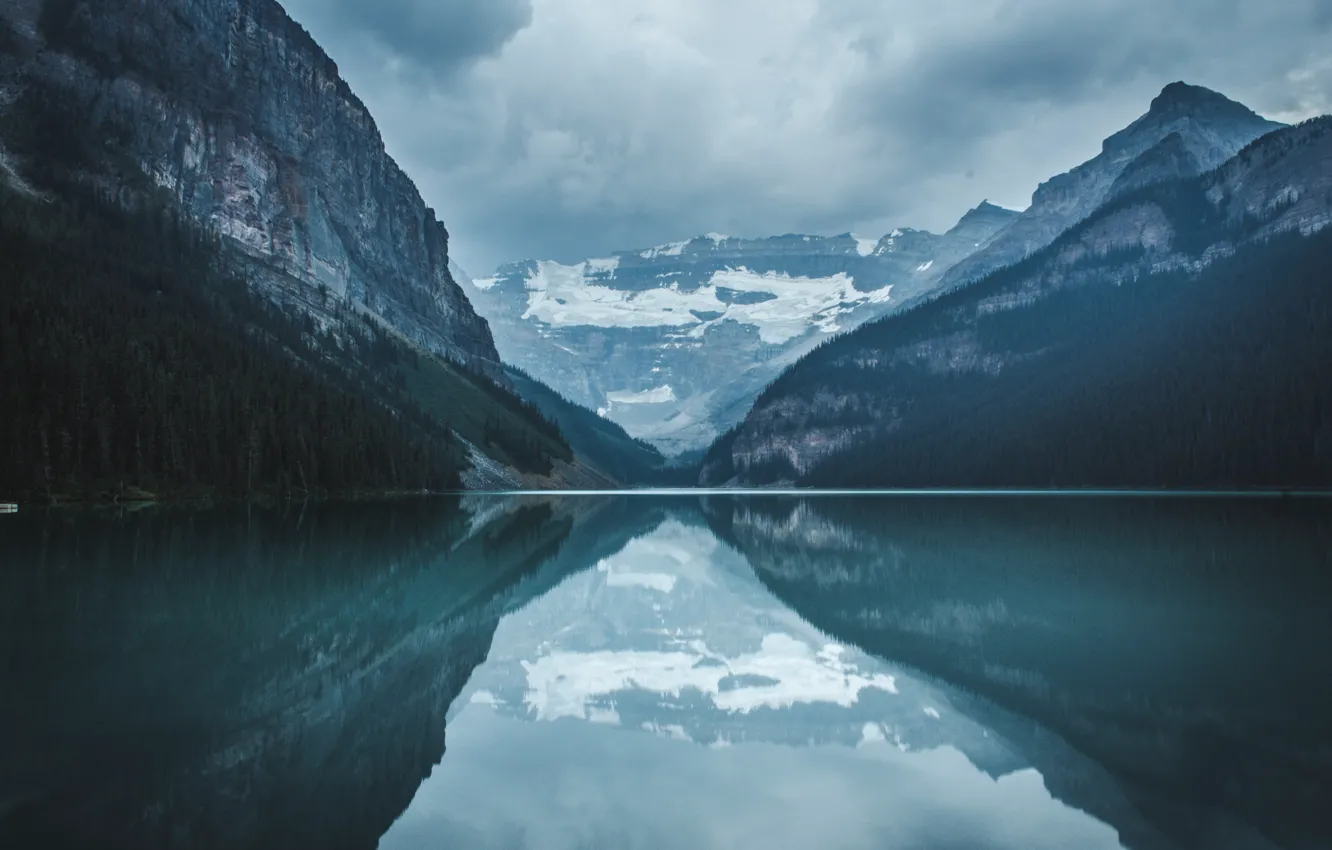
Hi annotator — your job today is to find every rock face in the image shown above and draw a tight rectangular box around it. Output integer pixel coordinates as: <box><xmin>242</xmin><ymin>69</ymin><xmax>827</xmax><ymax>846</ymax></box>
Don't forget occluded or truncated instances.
<box><xmin>937</xmin><ymin>82</ymin><xmax>1283</xmax><ymax>292</ymax></box>
<box><xmin>0</xmin><ymin>0</ymin><xmax>502</xmax><ymax>375</ymax></box>
<box><xmin>702</xmin><ymin>115</ymin><xmax>1332</xmax><ymax>487</ymax></box>
<box><xmin>467</xmin><ymin>204</ymin><xmax>1017</xmax><ymax>454</ymax></box>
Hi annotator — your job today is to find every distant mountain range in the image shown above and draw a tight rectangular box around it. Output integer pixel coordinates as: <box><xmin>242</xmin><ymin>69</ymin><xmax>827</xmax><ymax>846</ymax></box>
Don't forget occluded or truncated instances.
<box><xmin>469</xmin><ymin>83</ymin><xmax>1288</xmax><ymax>459</ymax></box>
<box><xmin>465</xmin><ymin>202</ymin><xmax>1019</xmax><ymax>454</ymax></box>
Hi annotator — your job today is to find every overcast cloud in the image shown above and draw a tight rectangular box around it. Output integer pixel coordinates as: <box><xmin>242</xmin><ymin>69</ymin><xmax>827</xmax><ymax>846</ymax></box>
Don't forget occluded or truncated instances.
<box><xmin>281</xmin><ymin>0</ymin><xmax>1332</xmax><ymax>274</ymax></box>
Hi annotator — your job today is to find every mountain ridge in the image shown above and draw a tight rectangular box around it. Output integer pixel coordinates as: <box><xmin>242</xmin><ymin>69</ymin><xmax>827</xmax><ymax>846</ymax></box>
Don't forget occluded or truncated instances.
<box><xmin>938</xmin><ymin>82</ymin><xmax>1285</xmax><ymax>292</ymax></box>
<box><xmin>701</xmin><ymin>115</ymin><xmax>1332</xmax><ymax>487</ymax></box>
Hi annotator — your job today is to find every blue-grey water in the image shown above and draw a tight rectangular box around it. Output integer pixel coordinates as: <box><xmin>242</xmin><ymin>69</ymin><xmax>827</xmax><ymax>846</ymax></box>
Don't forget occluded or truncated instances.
<box><xmin>1</xmin><ymin>495</ymin><xmax>1329</xmax><ymax>850</ymax></box>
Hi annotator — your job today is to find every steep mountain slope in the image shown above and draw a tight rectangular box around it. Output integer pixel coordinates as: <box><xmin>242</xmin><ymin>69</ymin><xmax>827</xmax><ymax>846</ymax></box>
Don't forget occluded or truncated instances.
<box><xmin>503</xmin><ymin>367</ymin><xmax>676</xmax><ymax>486</ymax></box>
<box><xmin>703</xmin><ymin>117</ymin><xmax>1332</xmax><ymax>487</ymax></box>
<box><xmin>0</xmin><ymin>0</ymin><xmax>503</xmax><ymax>376</ymax></box>
<box><xmin>936</xmin><ymin>82</ymin><xmax>1284</xmax><ymax>292</ymax></box>
<box><xmin>0</xmin><ymin>177</ymin><xmax>585</xmax><ymax>500</ymax></box>
<box><xmin>467</xmin><ymin>203</ymin><xmax>1018</xmax><ymax>454</ymax></box>
<box><xmin>0</xmin><ymin>1</ymin><xmax>638</xmax><ymax>492</ymax></box>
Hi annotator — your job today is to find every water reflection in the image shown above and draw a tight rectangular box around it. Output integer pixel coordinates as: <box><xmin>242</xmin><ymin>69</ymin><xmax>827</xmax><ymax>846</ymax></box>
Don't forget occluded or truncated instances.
<box><xmin>385</xmin><ymin>511</ymin><xmax>1126</xmax><ymax>849</ymax></box>
<box><xmin>1</xmin><ymin>495</ymin><xmax>1328</xmax><ymax>850</ymax></box>
<box><xmin>706</xmin><ymin>496</ymin><xmax>1332</xmax><ymax>850</ymax></box>
<box><xmin>0</xmin><ymin>497</ymin><xmax>593</xmax><ymax>850</ymax></box>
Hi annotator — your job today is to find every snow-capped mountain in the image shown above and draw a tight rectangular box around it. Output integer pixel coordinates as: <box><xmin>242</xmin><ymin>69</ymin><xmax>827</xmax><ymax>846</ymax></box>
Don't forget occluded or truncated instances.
<box><xmin>464</xmin><ymin>204</ymin><xmax>1017</xmax><ymax>453</ymax></box>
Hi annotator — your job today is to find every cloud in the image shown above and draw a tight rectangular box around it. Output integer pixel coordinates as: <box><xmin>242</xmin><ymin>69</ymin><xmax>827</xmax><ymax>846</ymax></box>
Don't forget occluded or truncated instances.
<box><xmin>281</xmin><ymin>0</ymin><xmax>532</xmax><ymax>77</ymax></box>
<box><xmin>281</xmin><ymin>0</ymin><xmax>1332</xmax><ymax>274</ymax></box>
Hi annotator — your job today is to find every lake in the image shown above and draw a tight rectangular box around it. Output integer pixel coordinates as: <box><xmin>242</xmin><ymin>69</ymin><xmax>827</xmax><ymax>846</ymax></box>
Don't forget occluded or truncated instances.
<box><xmin>1</xmin><ymin>494</ymin><xmax>1329</xmax><ymax>850</ymax></box>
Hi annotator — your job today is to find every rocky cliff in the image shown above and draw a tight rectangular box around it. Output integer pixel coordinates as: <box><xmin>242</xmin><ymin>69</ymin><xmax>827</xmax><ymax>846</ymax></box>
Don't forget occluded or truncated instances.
<box><xmin>467</xmin><ymin>203</ymin><xmax>1017</xmax><ymax>454</ymax></box>
<box><xmin>0</xmin><ymin>0</ymin><xmax>502</xmax><ymax>375</ymax></box>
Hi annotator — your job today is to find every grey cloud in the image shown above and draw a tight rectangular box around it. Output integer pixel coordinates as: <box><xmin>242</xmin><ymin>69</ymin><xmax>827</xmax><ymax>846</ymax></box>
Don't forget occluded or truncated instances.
<box><xmin>280</xmin><ymin>0</ymin><xmax>1332</xmax><ymax>274</ymax></box>
<box><xmin>282</xmin><ymin>0</ymin><xmax>531</xmax><ymax>76</ymax></box>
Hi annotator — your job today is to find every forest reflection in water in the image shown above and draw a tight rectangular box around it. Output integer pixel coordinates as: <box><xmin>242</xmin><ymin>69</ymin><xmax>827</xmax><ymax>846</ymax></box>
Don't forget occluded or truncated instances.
<box><xmin>1</xmin><ymin>494</ymin><xmax>1328</xmax><ymax>850</ymax></box>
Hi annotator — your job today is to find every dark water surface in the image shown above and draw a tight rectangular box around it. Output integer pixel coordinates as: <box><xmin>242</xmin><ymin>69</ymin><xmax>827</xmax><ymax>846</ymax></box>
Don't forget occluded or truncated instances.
<box><xmin>1</xmin><ymin>495</ymin><xmax>1329</xmax><ymax>850</ymax></box>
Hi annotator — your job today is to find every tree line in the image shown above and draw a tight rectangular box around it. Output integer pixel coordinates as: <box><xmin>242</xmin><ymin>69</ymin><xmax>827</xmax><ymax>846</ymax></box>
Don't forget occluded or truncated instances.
<box><xmin>0</xmin><ymin>177</ymin><xmax>476</xmax><ymax>501</ymax></box>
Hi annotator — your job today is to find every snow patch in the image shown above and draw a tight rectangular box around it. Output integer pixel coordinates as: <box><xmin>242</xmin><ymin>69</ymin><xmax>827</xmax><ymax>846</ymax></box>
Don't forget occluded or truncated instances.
<box><xmin>924</xmin><ymin>706</ymin><xmax>941</xmax><ymax>719</ymax></box>
<box><xmin>521</xmin><ymin>262</ymin><xmax>886</xmax><ymax>345</ymax></box>
<box><xmin>587</xmin><ymin>706</ymin><xmax>621</xmax><ymax>726</ymax></box>
<box><xmin>598</xmin><ymin>559</ymin><xmax>678</xmax><ymax>593</ymax></box>
<box><xmin>471</xmin><ymin>276</ymin><xmax>500</xmax><ymax>291</ymax></box>
<box><xmin>859</xmin><ymin>722</ymin><xmax>888</xmax><ymax>746</ymax></box>
<box><xmin>606</xmin><ymin>385</ymin><xmax>677</xmax><ymax>404</ymax></box>
<box><xmin>642</xmin><ymin>722</ymin><xmax>693</xmax><ymax>742</ymax></box>
<box><xmin>641</xmin><ymin>240</ymin><xmax>690</xmax><ymax>259</ymax></box>
<box><xmin>915</xmin><ymin>260</ymin><xmax>934</xmax><ymax>272</ymax></box>
<box><xmin>851</xmin><ymin>234</ymin><xmax>877</xmax><ymax>257</ymax></box>
<box><xmin>699</xmin><ymin>268</ymin><xmax>870</xmax><ymax>344</ymax></box>
<box><xmin>521</xmin><ymin>633</ymin><xmax>899</xmax><ymax>722</ymax></box>
<box><xmin>470</xmin><ymin>690</ymin><xmax>500</xmax><ymax>707</ymax></box>
<box><xmin>703</xmin><ymin>232</ymin><xmax>729</xmax><ymax>244</ymax></box>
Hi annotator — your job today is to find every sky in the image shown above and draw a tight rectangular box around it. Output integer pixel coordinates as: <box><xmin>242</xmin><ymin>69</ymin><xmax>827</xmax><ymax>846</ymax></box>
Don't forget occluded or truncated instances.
<box><xmin>279</xmin><ymin>0</ymin><xmax>1332</xmax><ymax>275</ymax></box>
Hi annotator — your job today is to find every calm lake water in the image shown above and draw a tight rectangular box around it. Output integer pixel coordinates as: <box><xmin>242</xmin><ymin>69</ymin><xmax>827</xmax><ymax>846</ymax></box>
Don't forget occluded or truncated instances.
<box><xmin>1</xmin><ymin>495</ymin><xmax>1330</xmax><ymax>850</ymax></box>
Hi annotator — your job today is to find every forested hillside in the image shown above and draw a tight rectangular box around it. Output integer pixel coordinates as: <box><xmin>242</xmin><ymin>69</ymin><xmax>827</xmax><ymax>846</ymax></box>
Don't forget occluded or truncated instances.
<box><xmin>503</xmin><ymin>368</ymin><xmax>669</xmax><ymax>485</ymax></box>
<box><xmin>706</xmin><ymin>226</ymin><xmax>1332</xmax><ymax>488</ymax></box>
<box><xmin>0</xmin><ymin>177</ymin><xmax>570</xmax><ymax>502</ymax></box>
<box><xmin>703</xmin><ymin>116</ymin><xmax>1332</xmax><ymax>489</ymax></box>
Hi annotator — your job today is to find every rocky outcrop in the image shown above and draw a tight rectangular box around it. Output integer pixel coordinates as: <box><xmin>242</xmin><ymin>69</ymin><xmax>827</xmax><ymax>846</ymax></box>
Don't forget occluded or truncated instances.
<box><xmin>467</xmin><ymin>203</ymin><xmax>1017</xmax><ymax>454</ymax></box>
<box><xmin>938</xmin><ymin>82</ymin><xmax>1283</xmax><ymax>292</ymax></box>
<box><xmin>0</xmin><ymin>0</ymin><xmax>502</xmax><ymax>376</ymax></box>
<box><xmin>1107</xmin><ymin>132</ymin><xmax>1201</xmax><ymax>199</ymax></box>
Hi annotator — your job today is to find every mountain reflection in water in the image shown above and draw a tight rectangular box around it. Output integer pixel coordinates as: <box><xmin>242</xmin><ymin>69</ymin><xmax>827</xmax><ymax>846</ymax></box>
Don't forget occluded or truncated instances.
<box><xmin>1</xmin><ymin>495</ymin><xmax>1328</xmax><ymax>850</ymax></box>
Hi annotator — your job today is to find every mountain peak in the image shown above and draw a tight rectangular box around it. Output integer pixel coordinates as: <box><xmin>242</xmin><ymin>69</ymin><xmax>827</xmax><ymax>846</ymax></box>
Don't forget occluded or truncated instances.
<box><xmin>970</xmin><ymin>200</ymin><xmax>1016</xmax><ymax>215</ymax></box>
<box><xmin>946</xmin><ymin>200</ymin><xmax>1021</xmax><ymax>237</ymax></box>
<box><xmin>1147</xmin><ymin>81</ymin><xmax>1254</xmax><ymax>118</ymax></box>
<box><xmin>1099</xmin><ymin>82</ymin><xmax>1280</xmax><ymax>161</ymax></box>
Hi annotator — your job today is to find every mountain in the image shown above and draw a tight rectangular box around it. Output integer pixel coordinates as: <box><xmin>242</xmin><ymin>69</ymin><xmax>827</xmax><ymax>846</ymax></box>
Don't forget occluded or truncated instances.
<box><xmin>0</xmin><ymin>0</ymin><xmax>502</xmax><ymax>376</ymax></box>
<box><xmin>0</xmin><ymin>0</ymin><xmax>621</xmax><ymax>493</ymax></box>
<box><xmin>467</xmin><ymin>204</ymin><xmax>1018</xmax><ymax>455</ymax></box>
<box><xmin>936</xmin><ymin>82</ymin><xmax>1284</xmax><ymax>292</ymax></box>
<box><xmin>702</xmin><ymin>116</ymin><xmax>1332</xmax><ymax>487</ymax></box>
